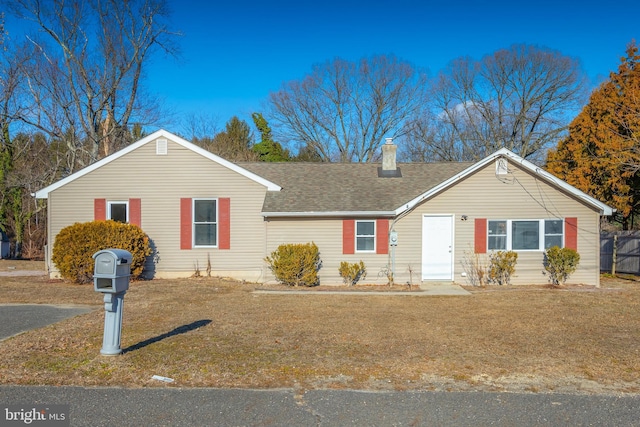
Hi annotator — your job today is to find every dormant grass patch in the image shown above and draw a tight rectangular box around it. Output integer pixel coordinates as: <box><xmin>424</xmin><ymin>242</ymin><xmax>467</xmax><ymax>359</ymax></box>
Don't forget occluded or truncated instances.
<box><xmin>1</xmin><ymin>263</ymin><xmax>639</xmax><ymax>394</ymax></box>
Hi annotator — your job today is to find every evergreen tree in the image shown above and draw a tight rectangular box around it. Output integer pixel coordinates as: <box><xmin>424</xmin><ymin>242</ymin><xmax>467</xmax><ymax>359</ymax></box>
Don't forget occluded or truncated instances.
<box><xmin>251</xmin><ymin>113</ymin><xmax>290</xmax><ymax>162</ymax></box>
<box><xmin>546</xmin><ymin>41</ymin><xmax>640</xmax><ymax>229</ymax></box>
<box><xmin>210</xmin><ymin>117</ymin><xmax>258</xmax><ymax>161</ymax></box>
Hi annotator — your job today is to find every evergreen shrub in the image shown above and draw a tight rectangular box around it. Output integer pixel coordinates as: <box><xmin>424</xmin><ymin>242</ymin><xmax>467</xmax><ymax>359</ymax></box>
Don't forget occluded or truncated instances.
<box><xmin>265</xmin><ymin>242</ymin><xmax>320</xmax><ymax>287</ymax></box>
<box><xmin>52</xmin><ymin>220</ymin><xmax>152</xmax><ymax>284</ymax></box>
<box><xmin>489</xmin><ymin>250</ymin><xmax>518</xmax><ymax>285</ymax></box>
<box><xmin>339</xmin><ymin>260</ymin><xmax>366</xmax><ymax>286</ymax></box>
<box><xmin>544</xmin><ymin>246</ymin><xmax>580</xmax><ymax>286</ymax></box>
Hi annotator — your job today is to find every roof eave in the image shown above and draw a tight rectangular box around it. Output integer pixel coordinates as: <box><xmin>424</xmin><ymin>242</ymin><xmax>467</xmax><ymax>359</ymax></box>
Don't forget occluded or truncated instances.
<box><xmin>262</xmin><ymin>211</ymin><xmax>397</xmax><ymax>218</ymax></box>
<box><xmin>397</xmin><ymin>148</ymin><xmax>615</xmax><ymax>217</ymax></box>
<box><xmin>33</xmin><ymin>129</ymin><xmax>282</xmax><ymax>199</ymax></box>
<box><xmin>497</xmin><ymin>149</ymin><xmax>615</xmax><ymax>216</ymax></box>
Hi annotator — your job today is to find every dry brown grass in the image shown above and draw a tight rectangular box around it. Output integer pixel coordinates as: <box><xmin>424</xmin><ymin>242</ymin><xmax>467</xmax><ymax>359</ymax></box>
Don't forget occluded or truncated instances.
<box><xmin>1</xmin><ymin>263</ymin><xmax>639</xmax><ymax>394</ymax></box>
<box><xmin>0</xmin><ymin>259</ymin><xmax>46</xmax><ymax>272</ymax></box>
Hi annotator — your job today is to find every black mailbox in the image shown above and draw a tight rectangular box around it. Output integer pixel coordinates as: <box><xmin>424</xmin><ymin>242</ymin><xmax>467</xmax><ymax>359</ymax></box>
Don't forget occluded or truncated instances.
<box><xmin>93</xmin><ymin>249</ymin><xmax>132</xmax><ymax>293</ymax></box>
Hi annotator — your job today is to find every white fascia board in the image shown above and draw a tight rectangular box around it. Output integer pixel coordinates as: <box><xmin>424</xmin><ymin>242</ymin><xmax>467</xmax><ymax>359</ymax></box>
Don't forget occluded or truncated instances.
<box><xmin>33</xmin><ymin>129</ymin><xmax>281</xmax><ymax>199</ymax></box>
<box><xmin>262</xmin><ymin>211</ymin><xmax>397</xmax><ymax>218</ymax></box>
<box><xmin>396</xmin><ymin>148</ymin><xmax>615</xmax><ymax>216</ymax></box>
<box><xmin>497</xmin><ymin>149</ymin><xmax>615</xmax><ymax>216</ymax></box>
<box><xmin>395</xmin><ymin>163</ymin><xmax>484</xmax><ymax>216</ymax></box>
<box><xmin>171</xmin><ymin>132</ymin><xmax>281</xmax><ymax>192</ymax></box>
<box><xmin>33</xmin><ymin>131</ymin><xmax>158</xmax><ymax>199</ymax></box>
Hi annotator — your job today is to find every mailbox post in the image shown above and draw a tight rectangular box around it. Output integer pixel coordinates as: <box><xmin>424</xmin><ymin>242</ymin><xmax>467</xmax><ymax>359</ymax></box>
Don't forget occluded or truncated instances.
<box><xmin>93</xmin><ymin>249</ymin><xmax>132</xmax><ymax>356</ymax></box>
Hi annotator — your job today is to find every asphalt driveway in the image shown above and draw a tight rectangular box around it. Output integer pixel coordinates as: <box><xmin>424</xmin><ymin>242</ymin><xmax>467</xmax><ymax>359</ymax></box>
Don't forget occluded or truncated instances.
<box><xmin>0</xmin><ymin>304</ymin><xmax>93</xmax><ymax>342</ymax></box>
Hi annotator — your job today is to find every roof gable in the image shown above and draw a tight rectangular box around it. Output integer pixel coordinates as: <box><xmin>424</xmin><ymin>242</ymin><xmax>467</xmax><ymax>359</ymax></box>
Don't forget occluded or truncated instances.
<box><xmin>34</xmin><ymin>131</ymin><xmax>614</xmax><ymax>217</ymax></box>
<box><xmin>34</xmin><ymin>129</ymin><xmax>281</xmax><ymax>198</ymax></box>
<box><xmin>399</xmin><ymin>148</ymin><xmax>614</xmax><ymax>216</ymax></box>
<box><xmin>242</xmin><ymin>149</ymin><xmax>614</xmax><ymax>217</ymax></box>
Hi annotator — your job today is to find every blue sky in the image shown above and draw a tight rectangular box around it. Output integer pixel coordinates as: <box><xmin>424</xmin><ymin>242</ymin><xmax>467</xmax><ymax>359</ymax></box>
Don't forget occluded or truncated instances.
<box><xmin>6</xmin><ymin>0</ymin><xmax>640</xmax><ymax>134</ymax></box>
<box><xmin>150</xmin><ymin>0</ymin><xmax>639</xmax><ymax>133</ymax></box>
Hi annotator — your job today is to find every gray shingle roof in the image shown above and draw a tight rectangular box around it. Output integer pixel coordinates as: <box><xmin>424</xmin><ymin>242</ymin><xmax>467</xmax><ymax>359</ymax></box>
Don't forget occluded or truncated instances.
<box><xmin>238</xmin><ymin>161</ymin><xmax>473</xmax><ymax>215</ymax></box>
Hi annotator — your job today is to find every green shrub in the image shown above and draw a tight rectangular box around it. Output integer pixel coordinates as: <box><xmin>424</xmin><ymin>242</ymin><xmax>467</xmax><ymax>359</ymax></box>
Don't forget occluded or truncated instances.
<box><xmin>489</xmin><ymin>250</ymin><xmax>518</xmax><ymax>285</ymax></box>
<box><xmin>544</xmin><ymin>246</ymin><xmax>580</xmax><ymax>286</ymax></box>
<box><xmin>265</xmin><ymin>242</ymin><xmax>321</xmax><ymax>287</ymax></box>
<box><xmin>52</xmin><ymin>220</ymin><xmax>152</xmax><ymax>284</ymax></box>
<box><xmin>339</xmin><ymin>260</ymin><xmax>366</xmax><ymax>286</ymax></box>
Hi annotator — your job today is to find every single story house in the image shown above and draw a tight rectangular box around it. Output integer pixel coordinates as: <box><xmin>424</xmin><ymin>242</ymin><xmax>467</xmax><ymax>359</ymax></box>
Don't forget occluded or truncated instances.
<box><xmin>34</xmin><ymin>129</ymin><xmax>614</xmax><ymax>286</ymax></box>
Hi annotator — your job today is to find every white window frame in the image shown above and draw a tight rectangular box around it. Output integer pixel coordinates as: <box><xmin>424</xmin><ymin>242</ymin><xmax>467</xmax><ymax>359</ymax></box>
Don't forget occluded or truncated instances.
<box><xmin>107</xmin><ymin>201</ymin><xmax>128</xmax><ymax>223</ymax></box>
<box><xmin>488</xmin><ymin>220</ymin><xmax>507</xmax><ymax>251</ymax></box>
<box><xmin>355</xmin><ymin>220</ymin><xmax>376</xmax><ymax>253</ymax></box>
<box><xmin>193</xmin><ymin>198</ymin><xmax>218</xmax><ymax>248</ymax></box>
<box><xmin>487</xmin><ymin>219</ymin><xmax>564</xmax><ymax>252</ymax></box>
<box><xmin>544</xmin><ymin>219</ymin><xmax>564</xmax><ymax>249</ymax></box>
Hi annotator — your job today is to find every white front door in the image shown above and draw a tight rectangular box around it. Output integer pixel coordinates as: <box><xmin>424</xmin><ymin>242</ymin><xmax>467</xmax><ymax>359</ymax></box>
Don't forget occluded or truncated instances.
<box><xmin>422</xmin><ymin>215</ymin><xmax>454</xmax><ymax>280</ymax></box>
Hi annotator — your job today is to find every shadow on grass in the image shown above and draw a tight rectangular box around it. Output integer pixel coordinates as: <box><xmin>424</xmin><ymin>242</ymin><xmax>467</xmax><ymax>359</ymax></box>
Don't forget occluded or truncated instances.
<box><xmin>123</xmin><ymin>319</ymin><xmax>212</xmax><ymax>353</ymax></box>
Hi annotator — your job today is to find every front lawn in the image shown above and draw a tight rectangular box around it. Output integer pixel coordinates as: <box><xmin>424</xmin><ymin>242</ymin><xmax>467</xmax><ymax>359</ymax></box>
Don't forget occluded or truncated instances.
<box><xmin>1</xmin><ymin>270</ymin><xmax>639</xmax><ymax>394</ymax></box>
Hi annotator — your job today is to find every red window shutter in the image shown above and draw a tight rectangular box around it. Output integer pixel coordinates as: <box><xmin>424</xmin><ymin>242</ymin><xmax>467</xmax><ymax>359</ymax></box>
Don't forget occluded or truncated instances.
<box><xmin>218</xmin><ymin>198</ymin><xmax>230</xmax><ymax>250</ymax></box>
<box><xmin>94</xmin><ymin>199</ymin><xmax>106</xmax><ymax>221</ymax></box>
<box><xmin>376</xmin><ymin>219</ymin><xmax>389</xmax><ymax>254</ymax></box>
<box><xmin>565</xmin><ymin>217</ymin><xmax>578</xmax><ymax>250</ymax></box>
<box><xmin>129</xmin><ymin>198</ymin><xmax>141</xmax><ymax>227</ymax></box>
<box><xmin>475</xmin><ymin>218</ymin><xmax>487</xmax><ymax>254</ymax></box>
<box><xmin>343</xmin><ymin>220</ymin><xmax>355</xmax><ymax>254</ymax></box>
<box><xmin>180</xmin><ymin>198</ymin><xmax>192</xmax><ymax>250</ymax></box>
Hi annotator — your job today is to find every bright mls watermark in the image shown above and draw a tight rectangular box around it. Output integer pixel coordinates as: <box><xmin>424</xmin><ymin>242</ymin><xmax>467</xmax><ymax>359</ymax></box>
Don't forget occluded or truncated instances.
<box><xmin>1</xmin><ymin>405</ymin><xmax>69</xmax><ymax>426</ymax></box>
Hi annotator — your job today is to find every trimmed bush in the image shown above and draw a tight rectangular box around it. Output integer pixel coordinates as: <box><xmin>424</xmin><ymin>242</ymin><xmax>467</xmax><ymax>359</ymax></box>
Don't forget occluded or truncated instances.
<box><xmin>544</xmin><ymin>246</ymin><xmax>580</xmax><ymax>286</ymax></box>
<box><xmin>489</xmin><ymin>250</ymin><xmax>518</xmax><ymax>285</ymax></box>
<box><xmin>339</xmin><ymin>260</ymin><xmax>366</xmax><ymax>286</ymax></box>
<box><xmin>52</xmin><ymin>220</ymin><xmax>152</xmax><ymax>284</ymax></box>
<box><xmin>265</xmin><ymin>242</ymin><xmax>320</xmax><ymax>287</ymax></box>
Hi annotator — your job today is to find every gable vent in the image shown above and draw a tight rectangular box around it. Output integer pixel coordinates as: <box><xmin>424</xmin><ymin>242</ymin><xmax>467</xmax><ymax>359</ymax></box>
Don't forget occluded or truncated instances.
<box><xmin>496</xmin><ymin>158</ymin><xmax>508</xmax><ymax>175</ymax></box>
<box><xmin>156</xmin><ymin>139</ymin><xmax>168</xmax><ymax>155</ymax></box>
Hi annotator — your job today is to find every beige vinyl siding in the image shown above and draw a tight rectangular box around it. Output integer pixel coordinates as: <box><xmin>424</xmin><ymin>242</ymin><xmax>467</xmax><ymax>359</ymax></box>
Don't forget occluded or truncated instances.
<box><xmin>392</xmin><ymin>159</ymin><xmax>602</xmax><ymax>286</ymax></box>
<box><xmin>47</xmin><ymin>137</ymin><xmax>269</xmax><ymax>280</ymax></box>
<box><xmin>263</xmin><ymin>158</ymin><xmax>603</xmax><ymax>287</ymax></box>
<box><xmin>264</xmin><ymin>217</ymin><xmax>393</xmax><ymax>285</ymax></box>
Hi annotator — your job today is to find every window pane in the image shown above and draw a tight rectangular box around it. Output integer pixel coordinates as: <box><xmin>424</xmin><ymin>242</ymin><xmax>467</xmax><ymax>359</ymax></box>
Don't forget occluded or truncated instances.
<box><xmin>488</xmin><ymin>221</ymin><xmax>506</xmax><ymax>250</ymax></box>
<box><xmin>488</xmin><ymin>220</ymin><xmax>507</xmax><ymax>236</ymax></box>
<box><xmin>545</xmin><ymin>236</ymin><xmax>563</xmax><ymax>249</ymax></box>
<box><xmin>194</xmin><ymin>200</ymin><xmax>216</xmax><ymax>222</ymax></box>
<box><xmin>110</xmin><ymin>203</ymin><xmax>127</xmax><ymax>223</ymax></box>
<box><xmin>512</xmin><ymin>221</ymin><xmax>539</xmax><ymax>250</ymax></box>
<box><xmin>488</xmin><ymin>236</ymin><xmax>506</xmax><ymax>250</ymax></box>
<box><xmin>357</xmin><ymin>221</ymin><xmax>375</xmax><ymax>236</ymax></box>
<box><xmin>357</xmin><ymin>236</ymin><xmax>375</xmax><ymax>251</ymax></box>
<box><xmin>545</xmin><ymin>220</ymin><xmax>563</xmax><ymax>235</ymax></box>
<box><xmin>194</xmin><ymin>224</ymin><xmax>217</xmax><ymax>246</ymax></box>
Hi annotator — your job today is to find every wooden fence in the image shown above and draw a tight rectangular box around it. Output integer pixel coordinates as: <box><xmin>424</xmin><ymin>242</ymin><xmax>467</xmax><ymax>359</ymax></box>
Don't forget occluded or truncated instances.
<box><xmin>601</xmin><ymin>232</ymin><xmax>640</xmax><ymax>275</ymax></box>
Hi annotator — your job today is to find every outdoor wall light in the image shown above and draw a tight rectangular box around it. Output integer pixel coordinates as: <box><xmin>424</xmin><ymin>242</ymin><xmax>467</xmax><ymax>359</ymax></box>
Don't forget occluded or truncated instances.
<box><xmin>461</xmin><ymin>215</ymin><xmax>468</xmax><ymax>221</ymax></box>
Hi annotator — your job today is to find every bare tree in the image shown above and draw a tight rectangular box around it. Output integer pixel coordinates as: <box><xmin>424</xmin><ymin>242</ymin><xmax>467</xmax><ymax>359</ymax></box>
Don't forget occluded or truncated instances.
<box><xmin>406</xmin><ymin>45</ymin><xmax>588</xmax><ymax>162</ymax></box>
<box><xmin>7</xmin><ymin>0</ymin><xmax>180</xmax><ymax>171</ymax></box>
<box><xmin>181</xmin><ymin>112</ymin><xmax>221</xmax><ymax>143</ymax></box>
<box><xmin>267</xmin><ymin>54</ymin><xmax>427</xmax><ymax>162</ymax></box>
